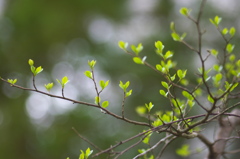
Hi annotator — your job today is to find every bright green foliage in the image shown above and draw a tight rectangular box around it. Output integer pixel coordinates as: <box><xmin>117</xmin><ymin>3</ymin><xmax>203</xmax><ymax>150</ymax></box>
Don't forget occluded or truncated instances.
<box><xmin>95</xmin><ymin>96</ymin><xmax>101</xmax><ymax>104</ymax></box>
<box><xmin>159</xmin><ymin>89</ymin><xmax>168</xmax><ymax>98</ymax></box>
<box><xmin>84</xmin><ymin>71</ymin><xmax>93</xmax><ymax>79</ymax></box>
<box><xmin>79</xmin><ymin>148</ymin><xmax>93</xmax><ymax>159</ymax></box>
<box><xmin>131</xmin><ymin>43</ymin><xmax>143</xmax><ymax>55</ymax></box>
<box><xmin>207</xmin><ymin>95</ymin><xmax>214</xmax><ymax>103</ymax></box>
<box><xmin>182</xmin><ymin>91</ymin><xmax>194</xmax><ymax>100</ymax></box>
<box><xmin>45</xmin><ymin>83</ymin><xmax>54</xmax><ymax>92</ymax></box>
<box><xmin>142</xmin><ymin>131</ymin><xmax>152</xmax><ymax>145</ymax></box>
<box><xmin>118</xmin><ymin>41</ymin><xmax>128</xmax><ymax>50</ymax></box>
<box><xmin>28</xmin><ymin>59</ymin><xmax>34</xmax><ymax>66</ymax></box>
<box><xmin>155</xmin><ymin>41</ymin><xmax>164</xmax><ymax>55</ymax></box>
<box><xmin>212</xmin><ymin>73</ymin><xmax>222</xmax><ymax>87</ymax></box>
<box><xmin>224</xmin><ymin>81</ymin><xmax>238</xmax><ymax>92</ymax></box>
<box><xmin>229</xmin><ymin>54</ymin><xmax>235</xmax><ymax>62</ymax></box>
<box><xmin>213</xmin><ymin>64</ymin><xmax>223</xmax><ymax>72</ymax></box>
<box><xmin>136</xmin><ymin>106</ymin><xmax>147</xmax><ymax>115</ymax></box>
<box><xmin>229</xmin><ymin>27</ymin><xmax>236</xmax><ymax>37</ymax></box>
<box><xmin>210</xmin><ymin>16</ymin><xmax>222</xmax><ymax>27</ymax></box>
<box><xmin>161</xmin><ymin>81</ymin><xmax>169</xmax><ymax>89</ymax></box>
<box><xmin>226</xmin><ymin>43</ymin><xmax>234</xmax><ymax>53</ymax></box>
<box><xmin>119</xmin><ymin>81</ymin><xmax>130</xmax><ymax>92</ymax></box>
<box><xmin>221</xmin><ymin>28</ymin><xmax>228</xmax><ymax>35</ymax></box>
<box><xmin>210</xmin><ymin>49</ymin><xmax>218</xmax><ymax>57</ymax></box>
<box><xmin>133</xmin><ymin>57</ymin><xmax>144</xmax><ymax>65</ymax></box>
<box><xmin>176</xmin><ymin>144</ymin><xmax>190</xmax><ymax>157</ymax></box>
<box><xmin>88</xmin><ymin>60</ymin><xmax>96</xmax><ymax>70</ymax></box>
<box><xmin>99</xmin><ymin>80</ymin><xmax>109</xmax><ymax>90</ymax></box>
<box><xmin>125</xmin><ymin>89</ymin><xmax>132</xmax><ymax>97</ymax></box>
<box><xmin>7</xmin><ymin>79</ymin><xmax>17</xmax><ymax>85</ymax></box>
<box><xmin>170</xmin><ymin>21</ymin><xmax>175</xmax><ymax>32</ymax></box>
<box><xmin>102</xmin><ymin>101</ymin><xmax>109</xmax><ymax>108</ymax></box>
<box><xmin>177</xmin><ymin>69</ymin><xmax>187</xmax><ymax>79</ymax></box>
<box><xmin>180</xmin><ymin>7</ymin><xmax>191</xmax><ymax>16</ymax></box>
<box><xmin>56</xmin><ymin>76</ymin><xmax>69</xmax><ymax>88</ymax></box>
<box><xmin>145</xmin><ymin>102</ymin><xmax>154</xmax><ymax>112</ymax></box>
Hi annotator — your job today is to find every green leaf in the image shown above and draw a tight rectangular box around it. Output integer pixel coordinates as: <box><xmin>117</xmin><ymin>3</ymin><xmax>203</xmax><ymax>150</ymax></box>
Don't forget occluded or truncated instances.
<box><xmin>99</xmin><ymin>80</ymin><xmax>109</xmax><ymax>90</ymax></box>
<box><xmin>210</xmin><ymin>16</ymin><xmax>222</xmax><ymax>27</ymax></box>
<box><xmin>177</xmin><ymin>69</ymin><xmax>187</xmax><ymax>79</ymax></box>
<box><xmin>145</xmin><ymin>102</ymin><xmax>154</xmax><ymax>112</ymax></box>
<box><xmin>95</xmin><ymin>96</ymin><xmax>101</xmax><ymax>104</ymax></box>
<box><xmin>102</xmin><ymin>101</ymin><xmax>109</xmax><ymax>108</ymax></box>
<box><xmin>88</xmin><ymin>60</ymin><xmax>96</xmax><ymax>70</ymax></box>
<box><xmin>210</xmin><ymin>49</ymin><xmax>218</xmax><ymax>57</ymax></box>
<box><xmin>136</xmin><ymin>106</ymin><xmax>147</xmax><ymax>115</ymax></box>
<box><xmin>28</xmin><ymin>59</ymin><xmax>34</xmax><ymax>66</ymax></box>
<box><xmin>152</xmin><ymin>119</ymin><xmax>162</xmax><ymax>127</ymax></box>
<box><xmin>161</xmin><ymin>81</ymin><xmax>169</xmax><ymax>89</ymax></box>
<box><xmin>85</xmin><ymin>148</ymin><xmax>93</xmax><ymax>158</ymax></box>
<box><xmin>170</xmin><ymin>21</ymin><xmax>175</xmax><ymax>32</ymax></box>
<box><xmin>45</xmin><ymin>83</ymin><xmax>54</xmax><ymax>92</ymax></box>
<box><xmin>7</xmin><ymin>79</ymin><xmax>17</xmax><ymax>85</ymax></box>
<box><xmin>125</xmin><ymin>89</ymin><xmax>132</xmax><ymax>97</ymax></box>
<box><xmin>221</xmin><ymin>28</ymin><xmax>228</xmax><ymax>35</ymax></box>
<box><xmin>79</xmin><ymin>150</ymin><xmax>84</xmax><ymax>159</ymax></box>
<box><xmin>171</xmin><ymin>32</ymin><xmax>181</xmax><ymax>41</ymax></box>
<box><xmin>119</xmin><ymin>81</ymin><xmax>130</xmax><ymax>92</ymax></box>
<box><xmin>229</xmin><ymin>54</ymin><xmax>235</xmax><ymax>62</ymax></box>
<box><xmin>229</xmin><ymin>27</ymin><xmax>236</xmax><ymax>37</ymax></box>
<box><xmin>164</xmin><ymin>51</ymin><xmax>173</xmax><ymax>60</ymax></box>
<box><xmin>84</xmin><ymin>71</ymin><xmax>93</xmax><ymax>79</ymax></box>
<box><xmin>56</xmin><ymin>76</ymin><xmax>69</xmax><ymax>88</ymax></box>
<box><xmin>213</xmin><ymin>64</ymin><xmax>222</xmax><ymax>72</ymax></box>
<box><xmin>182</xmin><ymin>91</ymin><xmax>193</xmax><ymax>100</ymax></box>
<box><xmin>131</xmin><ymin>43</ymin><xmax>143</xmax><ymax>55</ymax></box>
<box><xmin>118</xmin><ymin>41</ymin><xmax>128</xmax><ymax>50</ymax></box>
<box><xmin>133</xmin><ymin>57</ymin><xmax>144</xmax><ymax>64</ymax></box>
<box><xmin>34</xmin><ymin>66</ymin><xmax>43</xmax><ymax>76</ymax></box>
<box><xmin>207</xmin><ymin>95</ymin><xmax>214</xmax><ymax>103</ymax></box>
<box><xmin>155</xmin><ymin>41</ymin><xmax>164</xmax><ymax>55</ymax></box>
<box><xmin>176</xmin><ymin>144</ymin><xmax>190</xmax><ymax>157</ymax></box>
<box><xmin>226</xmin><ymin>43</ymin><xmax>235</xmax><ymax>53</ymax></box>
<box><xmin>159</xmin><ymin>90</ymin><xmax>168</xmax><ymax>97</ymax></box>
<box><xmin>180</xmin><ymin>7</ymin><xmax>191</xmax><ymax>16</ymax></box>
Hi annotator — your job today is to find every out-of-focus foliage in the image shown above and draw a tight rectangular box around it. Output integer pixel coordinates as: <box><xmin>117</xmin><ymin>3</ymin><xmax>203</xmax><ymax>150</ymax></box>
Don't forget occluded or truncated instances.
<box><xmin>1</xmin><ymin>0</ymin><xmax>240</xmax><ymax>159</ymax></box>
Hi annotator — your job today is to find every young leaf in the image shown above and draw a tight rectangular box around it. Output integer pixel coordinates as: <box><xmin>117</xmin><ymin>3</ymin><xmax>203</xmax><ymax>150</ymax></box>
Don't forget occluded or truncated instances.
<box><xmin>95</xmin><ymin>96</ymin><xmax>101</xmax><ymax>104</ymax></box>
<box><xmin>170</xmin><ymin>21</ymin><xmax>175</xmax><ymax>32</ymax></box>
<box><xmin>84</xmin><ymin>71</ymin><xmax>93</xmax><ymax>79</ymax></box>
<box><xmin>118</xmin><ymin>41</ymin><xmax>128</xmax><ymax>50</ymax></box>
<box><xmin>85</xmin><ymin>148</ymin><xmax>93</xmax><ymax>158</ymax></box>
<box><xmin>125</xmin><ymin>89</ymin><xmax>132</xmax><ymax>97</ymax></box>
<box><xmin>133</xmin><ymin>57</ymin><xmax>144</xmax><ymax>65</ymax></box>
<box><xmin>180</xmin><ymin>7</ymin><xmax>190</xmax><ymax>16</ymax></box>
<box><xmin>210</xmin><ymin>49</ymin><xmax>218</xmax><ymax>57</ymax></box>
<box><xmin>176</xmin><ymin>144</ymin><xmax>190</xmax><ymax>157</ymax></box>
<box><xmin>136</xmin><ymin>106</ymin><xmax>147</xmax><ymax>115</ymax></box>
<box><xmin>159</xmin><ymin>90</ymin><xmax>168</xmax><ymax>97</ymax></box>
<box><xmin>145</xmin><ymin>102</ymin><xmax>154</xmax><ymax>112</ymax></box>
<box><xmin>131</xmin><ymin>43</ymin><xmax>143</xmax><ymax>55</ymax></box>
<box><xmin>161</xmin><ymin>81</ymin><xmax>169</xmax><ymax>89</ymax></box>
<box><xmin>207</xmin><ymin>95</ymin><xmax>214</xmax><ymax>103</ymax></box>
<box><xmin>182</xmin><ymin>91</ymin><xmax>193</xmax><ymax>100</ymax></box>
<box><xmin>171</xmin><ymin>32</ymin><xmax>181</xmax><ymax>41</ymax></box>
<box><xmin>56</xmin><ymin>76</ymin><xmax>69</xmax><ymax>88</ymax></box>
<box><xmin>164</xmin><ymin>51</ymin><xmax>173</xmax><ymax>60</ymax></box>
<box><xmin>221</xmin><ymin>28</ymin><xmax>228</xmax><ymax>35</ymax></box>
<box><xmin>102</xmin><ymin>101</ymin><xmax>109</xmax><ymax>108</ymax></box>
<box><xmin>210</xmin><ymin>16</ymin><xmax>222</xmax><ymax>27</ymax></box>
<box><xmin>155</xmin><ymin>41</ymin><xmax>164</xmax><ymax>55</ymax></box>
<box><xmin>7</xmin><ymin>79</ymin><xmax>17</xmax><ymax>85</ymax></box>
<box><xmin>99</xmin><ymin>80</ymin><xmax>109</xmax><ymax>90</ymax></box>
<box><xmin>45</xmin><ymin>83</ymin><xmax>54</xmax><ymax>92</ymax></box>
<box><xmin>28</xmin><ymin>59</ymin><xmax>34</xmax><ymax>66</ymax></box>
<box><xmin>33</xmin><ymin>66</ymin><xmax>43</xmax><ymax>76</ymax></box>
<box><xmin>177</xmin><ymin>69</ymin><xmax>187</xmax><ymax>79</ymax></box>
<box><xmin>229</xmin><ymin>27</ymin><xmax>236</xmax><ymax>37</ymax></box>
<box><xmin>119</xmin><ymin>81</ymin><xmax>130</xmax><ymax>92</ymax></box>
<box><xmin>226</xmin><ymin>43</ymin><xmax>235</xmax><ymax>53</ymax></box>
<box><xmin>88</xmin><ymin>60</ymin><xmax>96</xmax><ymax>70</ymax></box>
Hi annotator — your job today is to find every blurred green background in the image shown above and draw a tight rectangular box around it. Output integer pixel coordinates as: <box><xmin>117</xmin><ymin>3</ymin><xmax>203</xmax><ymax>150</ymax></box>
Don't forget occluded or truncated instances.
<box><xmin>1</xmin><ymin>0</ymin><xmax>240</xmax><ymax>158</ymax></box>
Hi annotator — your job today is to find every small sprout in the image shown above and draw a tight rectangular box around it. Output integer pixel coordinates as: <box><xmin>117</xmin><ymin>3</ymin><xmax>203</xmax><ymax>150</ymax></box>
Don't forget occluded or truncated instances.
<box><xmin>95</xmin><ymin>96</ymin><xmax>101</xmax><ymax>104</ymax></box>
<box><xmin>45</xmin><ymin>83</ymin><xmax>54</xmax><ymax>92</ymax></box>
<box><xmin>28</xmin><ymin>59</ymin><xmax>34</xmax><ymax>66</ymax></box>
<box><xmin>102</xmin><ymin>101</ymin><xmax>109</xmax><ymax>108</ymax></box>
<box><xmin>229</xmin><ymin>54</ymin><xmax>235</xmax><ymax>62</ymax></box>
<box><xmin>136</xmin><ymin>106</ymin><xmax>147</xmax><ymax>115</ymax></box>
<box><xmin>7</xmin><ymin>79</ymin><xmax>17</xmax><ymax>85</ymax></box>
<box><xmin>177</xmin><ymin>69</ymin><xmax>187</xmax><ymax>79</ymax></box>
<box><xmin>176</xmin><ymin>144</ymin><xmax>190</xmax><ymax>157</ymax></box>
<box><xmin>182</xmin><ymin>91</ymin><xmax>194</xmax><ymax>100</ymax></box>
<box><xmin>131</xmin><ymin>43</ymin><xmax>143</xmax><ymax>55</ymax></box>
<box><xmin>118</xmin><ymin>41</ymin><xmax>128</xmax><ymax>50</ymax></box>
<box><xmin>209</xmin><ymin>49</ymin><xmax>218</xmax><ymax>57</ymax></box>
<box><xmin>221</xmin><ymin>28</ymin><xmax>228</xmax><ymax>35</ymax></box>
<box><xmin>84</xmin><ymin>71</ymin><xmax>93</xmax><ymax>79</ymax></box>
<box><xmin>56</xmin><ymin>76</ymin><xmax>69</xmax><ymax>88</ymax></box>
<box><xmin>133</xmin><ymin>57</ymin><xmax>144</xmax><ymax>65</ymax></box>
<box><xmin>171</xmin><ymin>32</ymin><xmax>186</xmax><ymax>41</ymax></box>
<box><xmin>161</xmin><ymin>81</ymin><xmax>169</xmax><ymax>89</ymax></box>
<box><xmin>164</xmin><ymin>51</ymin><xmax>173</xmax><ymax>60</ymax></box>
<box><xmin>207</xmin><ymin>95</ymin><xmax>214</xmax><ymax>103</ymax></box>
<box><xmin>99</xmin><ymin>80</ymin><xmax>109</xmax><ymax>90</ymax></box>
<box><xmin>180</xmin><ymin>7</ymin><xmax>191</xmax><ymax>16</ymax></box>
<box><xmin>125</xmin><ymin>89</ymin><xmax>132</xmax><ymax>97</ymax></box>
<box><xmin>155</xmin><ymin>41</ymin><xmax>164</xmax><ymax>55</ymax></box>
<box><xmin>159</xmin><ymin>89</ymin><xmax>168</xmax><ymax>97</ymax></box>
<box><xmin>170</xmin><ymin>21</ymin><xmax>175</xmax><ymax>32</ymax></box>
<box><xmin>229</xmin><ymin>27</ymin><xmax>236</xmax><ymax>37</ymax></box>
<box><xmin>88</xmin><ymin>60</ymin><xmax>96</xmax><ymax>70</ymax></box>
<box><xmin>145</xmin><ymin>102</ymin><xmax>154</xmax><ymax>112</ymax></box>
<box><xmin>226</xmin><ymin>43</ymin><xmax>235</xmax><ymax>53</ymax></box>
<box><xmin>210</xmin><ymin>16</ymin><xmax>222</xmax><ymax>27</ymax></box>
<box><xmin>119</xmin><ymin>81</ymin><xmax>130</xmax><ymax>92</ymax></box>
